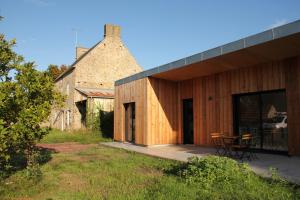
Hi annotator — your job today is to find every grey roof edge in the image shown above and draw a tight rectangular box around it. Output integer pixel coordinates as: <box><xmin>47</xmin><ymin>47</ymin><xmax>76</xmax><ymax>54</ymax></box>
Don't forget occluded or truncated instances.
<box><xmin>115</xmin><ymin>19</ymin><xmax>300</xmax><ymax>86</ymax></box>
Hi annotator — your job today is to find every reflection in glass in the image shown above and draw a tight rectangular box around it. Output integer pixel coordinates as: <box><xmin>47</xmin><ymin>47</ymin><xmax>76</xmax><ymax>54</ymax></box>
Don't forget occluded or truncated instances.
<box><xmin>236</xmin><ymin>91</ymin><xmax>287</xmax><ymax>152</ymax></box>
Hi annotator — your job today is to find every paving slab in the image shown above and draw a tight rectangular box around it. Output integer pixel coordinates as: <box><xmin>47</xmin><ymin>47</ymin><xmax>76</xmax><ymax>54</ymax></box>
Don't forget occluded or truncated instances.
<box><xmin>102</xmin><ymin>142</ymin><xmax>300</xmax><ymax>184</ymax></box>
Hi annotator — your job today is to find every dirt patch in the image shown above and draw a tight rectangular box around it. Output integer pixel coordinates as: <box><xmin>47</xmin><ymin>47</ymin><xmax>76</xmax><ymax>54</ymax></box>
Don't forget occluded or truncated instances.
<box><xmin>37</xmin><ymin>142</ymin><xmax>97</xmax><ymax>153</ymax></box>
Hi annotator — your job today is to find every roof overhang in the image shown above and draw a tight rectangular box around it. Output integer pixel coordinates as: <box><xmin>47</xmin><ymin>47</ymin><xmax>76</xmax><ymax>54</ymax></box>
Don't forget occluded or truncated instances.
<box><xmin>152</xmin><ymin>32</ymin><xmax>300</xmax><ymax>81</ymax></box>
<box><xmin>75</xmin><ymin>88</ymin><xmax>115</xmax><ymax>99</ymax></box>
<box><xmin>115</xmin><ymin>20</ymin><xmax>300</xmax><ymax>85</ymax></box>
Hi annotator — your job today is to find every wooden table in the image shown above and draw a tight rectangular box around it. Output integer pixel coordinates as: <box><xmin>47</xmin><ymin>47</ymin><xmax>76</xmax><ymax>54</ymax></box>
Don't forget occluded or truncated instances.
<box><xmin>222</xmin><ymin>136</ymin><xmax>240</xmax><ymax>157</ymax></box>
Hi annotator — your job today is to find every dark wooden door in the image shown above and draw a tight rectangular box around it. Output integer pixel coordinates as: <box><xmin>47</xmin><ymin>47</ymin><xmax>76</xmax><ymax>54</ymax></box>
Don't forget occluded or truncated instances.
<box><xmin>124</xmin><ymin>103</ymin><xmax>135</xmax><ymax>143</ymax></box>
<box><xmin>183</xmin><ymin>99</ymin><xmax>194</xmax><ymax>144</ymax></box>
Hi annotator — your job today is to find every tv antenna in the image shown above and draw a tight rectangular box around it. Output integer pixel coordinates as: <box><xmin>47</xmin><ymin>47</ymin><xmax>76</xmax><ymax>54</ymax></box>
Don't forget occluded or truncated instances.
<box><xmin>72</xmin><ymin>28</ymin><xmax>79</xmax><ymax>47</ymax></box>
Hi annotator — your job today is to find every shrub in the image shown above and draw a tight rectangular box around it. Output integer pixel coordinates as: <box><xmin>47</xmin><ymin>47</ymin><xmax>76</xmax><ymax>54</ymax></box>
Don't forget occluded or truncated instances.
<box><xmin>167</xmin><ymin>156</ymin><xmax>299</xmax><ymax>200</ymax></box>
<box><xmin>0</xmin><ymin>27</ymin><xmax>63</xmax><ymax>179</ymax></box>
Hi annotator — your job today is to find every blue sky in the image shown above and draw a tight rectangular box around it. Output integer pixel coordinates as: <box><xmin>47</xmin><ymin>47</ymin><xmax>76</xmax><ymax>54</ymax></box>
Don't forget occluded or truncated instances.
<box><xmin>1</xmin><ymin>0</ymin><xmax>300</xmax><ymax>71</ymax></box>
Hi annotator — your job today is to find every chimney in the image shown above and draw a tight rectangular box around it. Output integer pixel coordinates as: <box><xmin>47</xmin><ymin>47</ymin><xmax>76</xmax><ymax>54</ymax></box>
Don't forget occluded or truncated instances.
<box><xmin>104</xmin><ymin>24</ymin><xmax>121</xmax><ymax>38</ymax></box>
<box><xmin>76</xmin><ymin>47</ymin><xmax>89</xmax><ymax>60</ymax></box>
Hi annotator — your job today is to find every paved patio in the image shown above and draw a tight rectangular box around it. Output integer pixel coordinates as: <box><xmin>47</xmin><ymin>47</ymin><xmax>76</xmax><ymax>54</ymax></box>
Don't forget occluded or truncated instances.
<box><xmin>102</xmin><ymin>142</ymin><xmax>300</xmax><ymax>184</ymax></box>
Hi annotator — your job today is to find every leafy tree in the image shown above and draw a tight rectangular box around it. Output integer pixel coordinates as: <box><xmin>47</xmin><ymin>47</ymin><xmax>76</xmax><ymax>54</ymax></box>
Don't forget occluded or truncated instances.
<box><xmin>0</xmin><ymin>31</ymin><xmax>64</xmax><ymax>177</ymax></box>
<box><xmin>46</xmin><ymin>64</ymin><xmax>68</xmax><ymax>80</ymax></box>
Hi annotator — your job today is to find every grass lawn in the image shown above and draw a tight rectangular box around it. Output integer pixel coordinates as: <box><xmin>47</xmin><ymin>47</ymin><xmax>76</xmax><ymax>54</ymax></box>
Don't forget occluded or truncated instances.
<box><xmin>40</xmin><ymin>129</ymin><xmax>112</xmax><ymax>144</ymax></box>
<box><xmin>0</xmin><ymin>130</ymin><xmax>299</xmax><ymax>200</ymax></box>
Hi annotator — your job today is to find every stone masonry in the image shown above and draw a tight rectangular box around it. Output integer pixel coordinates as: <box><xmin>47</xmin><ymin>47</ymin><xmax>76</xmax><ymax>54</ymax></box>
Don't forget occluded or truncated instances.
<box><xmin>50</xmin><ymin>24</ymin><xmax>142</xmax><ymax>130</ymax></box>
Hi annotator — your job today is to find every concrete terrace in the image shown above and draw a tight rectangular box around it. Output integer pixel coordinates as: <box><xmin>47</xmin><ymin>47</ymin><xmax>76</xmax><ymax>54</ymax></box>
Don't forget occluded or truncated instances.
<box><xmin>102</xmin><ymin>142</ymin><xmax>300</xmax><ymax>184</ymax></box>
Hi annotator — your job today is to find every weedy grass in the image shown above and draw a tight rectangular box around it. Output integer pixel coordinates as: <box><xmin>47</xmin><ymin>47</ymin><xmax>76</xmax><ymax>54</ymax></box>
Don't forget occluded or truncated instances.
<box><xmin>0</xmin><ymin>135</ymin><xmax>299</xmax><ymax>199</ymax></box>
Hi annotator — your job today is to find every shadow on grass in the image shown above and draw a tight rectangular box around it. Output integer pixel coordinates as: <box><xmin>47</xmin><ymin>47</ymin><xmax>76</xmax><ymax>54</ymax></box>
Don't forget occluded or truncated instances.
<box><xmin>1</xmin><ymin>146</ymin><xmax>55</xmax><ymax>179</ymax></box>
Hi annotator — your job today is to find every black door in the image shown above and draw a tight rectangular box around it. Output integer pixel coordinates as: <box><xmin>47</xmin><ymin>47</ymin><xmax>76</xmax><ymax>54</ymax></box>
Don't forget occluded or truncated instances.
<box><xmin>124</xmin><ymin>103</ymin><xmax>135</xmax><ymax>143</ymax></box>
<box><xmin>183</xmin><ymin>99</ymin><xmax>194</xmax><ymax>144</ymax></box>
<box><xmin>234</xmin><ymin>90</ymin><xmax>287</xmax><ymax>152</ymax></box>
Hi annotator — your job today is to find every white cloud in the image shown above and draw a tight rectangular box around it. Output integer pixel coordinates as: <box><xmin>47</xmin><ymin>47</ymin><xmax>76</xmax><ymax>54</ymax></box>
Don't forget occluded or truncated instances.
<box><xmin>23</xmin><ymin>0</ymin><xmax>55</xmax><ymax>7</ymax></box>
<box><xmin>268</xmin><ymin>19</ymin><xmax>288</xmax><ymax>29</ymax></box>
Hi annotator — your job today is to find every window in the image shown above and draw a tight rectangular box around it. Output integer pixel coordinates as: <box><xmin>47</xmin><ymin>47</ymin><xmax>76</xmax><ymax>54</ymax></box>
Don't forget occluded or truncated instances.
<box><xmin>234</xmin><ymin>90</ymin><xmax>287</xmax><ymax>152</ymax></box>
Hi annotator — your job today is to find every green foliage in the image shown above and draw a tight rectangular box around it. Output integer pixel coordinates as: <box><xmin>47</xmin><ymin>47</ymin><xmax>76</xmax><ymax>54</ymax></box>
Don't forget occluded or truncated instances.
<box><xmin>46</xmin><ymin>64</ymin><xmax>68</xmax><ymax>80</ymax></box>
<box><xmin>0</xmin><ymin>34</ymin><xmax>23</xmax><ymax>82</ymax></box>
<box><xmin>0</xmin><ymin>31</ymin><xmax>64</xmax><ymax>178</ymax></box>
<box><xmin>85</xmin><ymin>103</ymin><xmax>114</xmax><ymax>138</ymax></box>
<box><xmin>177</xmin><ymin>156</ymin><xmax>251</xmax><ymax>184</ymax></box>
<box><xmin>85</xmin><ymin>103</ymin><xmax>99</xmax><ymax>130</ymax></box>
<box><xmin>25</xmin><ymin>150</ymin><xmax>43</xmax><ymax>181</ymax></box>
<box><xmin>165</xmin><ymin>156</ymin><xmax>299</xmax><ymax>200</ymax></box>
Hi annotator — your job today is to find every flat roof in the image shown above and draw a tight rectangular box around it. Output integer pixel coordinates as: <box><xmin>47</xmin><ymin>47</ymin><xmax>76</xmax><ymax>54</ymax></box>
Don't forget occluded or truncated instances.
<box><xmin>115</xmin><ymin>19</ymin><xmax>300</xmax><ymax>86</ymax></box>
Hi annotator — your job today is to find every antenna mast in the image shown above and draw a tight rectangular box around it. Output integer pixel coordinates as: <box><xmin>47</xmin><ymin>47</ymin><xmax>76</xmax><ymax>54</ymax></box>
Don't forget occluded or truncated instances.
<box><xmin>72</xmin><ymin>28</ymin><xmax>78</xmax><ymax>48</ymax></box>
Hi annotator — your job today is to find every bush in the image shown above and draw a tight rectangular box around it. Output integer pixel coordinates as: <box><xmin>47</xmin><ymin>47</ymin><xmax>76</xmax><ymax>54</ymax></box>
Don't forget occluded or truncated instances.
<box><xmin>178</xmin><ymin>156</ymin><xmax>252</xmax><ymax>185</ymax></box>
<box><xmin>166</xmin><ymin>156</ymin><xmax>299</xmax><ymax>200</ymax></box>
<box><xmin>0</xmin><ymin>28</ymin><xmax>63</xmax><ymax>179</ymax></box>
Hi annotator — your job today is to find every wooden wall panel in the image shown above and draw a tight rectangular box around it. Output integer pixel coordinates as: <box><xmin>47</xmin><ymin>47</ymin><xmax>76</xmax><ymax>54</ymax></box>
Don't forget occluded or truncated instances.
<box><xmin>286</xmin><ymin>57</ymin><xmax>300</xmax><ymax>155</ymax></box>
<box><xmin>180</xmin><ymin>59</ymin><xmax>288</xmax><ymax>147</ymax></box>
<box><xmin>114</xmin><ymin>56</ymin><xmax>300</xmax><ymax>155</ymax></box>
<box><xmin>147</xmin><ymin>78</ymin><xmax>178</xmax><ymax>145</ymax></box>
<box><xmin>178</xmin><ymin>80</ymin><xmax>193</xmax><ymax>144</ymax></box>
<box><xmin>114</xmin><ymin>78</ymin><xmax>148</xmax><ymax>145</ymax></box>
<box><xmin>114</xmin><ymin>77</ymin><xmax>178</xmax><ymax>145</ymax></box>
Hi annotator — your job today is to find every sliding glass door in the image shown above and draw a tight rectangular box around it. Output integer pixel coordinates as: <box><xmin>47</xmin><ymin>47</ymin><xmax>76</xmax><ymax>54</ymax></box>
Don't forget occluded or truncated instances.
<box><xmin>234</xmin><ymin>90</ymin><xmax>287</xmax><ymax>152</ymax></box>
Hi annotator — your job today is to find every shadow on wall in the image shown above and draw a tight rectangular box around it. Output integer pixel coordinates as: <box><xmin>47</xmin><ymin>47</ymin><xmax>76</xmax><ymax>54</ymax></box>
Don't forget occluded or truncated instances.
<box><xmin>100</xmin><ymin>110</ymin><xmax>114</xmax><ymax>138</ymax></box>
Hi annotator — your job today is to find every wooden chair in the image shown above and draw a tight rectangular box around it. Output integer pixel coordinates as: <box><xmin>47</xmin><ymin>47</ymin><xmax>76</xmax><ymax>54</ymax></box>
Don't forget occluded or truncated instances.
<box><xmin>210</xmin><ymin>133</ymin><xmax>225</xmax><ymax>156</ymax></box>
<box><xmin>232</xmin><ymin>133</ymin><xmax>256</xmax><ymax>161</ymax></box>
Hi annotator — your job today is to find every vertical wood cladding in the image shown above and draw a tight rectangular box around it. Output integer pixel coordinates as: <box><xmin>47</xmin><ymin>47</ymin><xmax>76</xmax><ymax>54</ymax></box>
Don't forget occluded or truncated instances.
<box><xmin>114</xmin><ymin>56</ymin><xmax>300</xmax><ymax>155</ymax></box>
<box><xmin>114</xmin><ymin>78</ymin><xmax>148</xmax><ymax>145</ymax></box>
<box><xmin>285</xmin><ymin>57</ymin><xmax>300</xmax><ymax>155</ymax></box>
<box><xmin>147</xmin><ymin>78</ymin><xmax>178</xmax><ymax>145</ymax></box>
<box><xmin>114</xmin><ymin>77</ymin><xmax>178</xmax><ymax>145</ymax></box>
<box><xmin>180</xmin><ymin>60</ymin><xmax>287</xmax><ymax>147</ymax></box>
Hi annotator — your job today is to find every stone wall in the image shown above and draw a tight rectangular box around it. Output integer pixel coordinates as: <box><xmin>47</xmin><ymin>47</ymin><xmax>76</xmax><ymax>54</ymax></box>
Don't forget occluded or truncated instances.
<box><xmin>51</xmin><ymin>69</ymin><xmax>75</xmax><ymax>130</ymax></box>
<box><xmin>74</xmin><ymin>30</ymin><xmax>142</xmax><ymax>91</ymax></box>
<box><xmin>50</xmin><ymin>24</ymin><xmax>142</xmax><ymax>130</ymax></box>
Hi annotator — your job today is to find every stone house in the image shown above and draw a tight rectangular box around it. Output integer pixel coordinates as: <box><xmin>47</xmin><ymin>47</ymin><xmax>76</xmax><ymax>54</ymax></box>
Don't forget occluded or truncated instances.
<box><xmin>50</xmin><ymin>24</ymin><xmax>142</xmax><ymax>130</ymax></box>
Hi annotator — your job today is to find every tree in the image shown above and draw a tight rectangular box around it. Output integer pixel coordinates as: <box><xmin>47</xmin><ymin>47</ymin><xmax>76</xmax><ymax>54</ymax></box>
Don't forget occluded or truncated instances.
<box><xmin>0</xmin><ymin>31</ymin><xmax>64</xmax><ymax>177</ymax></box>
<box><xmin>46</xmin><ymin>64</ymin><xmax>68</xmax><ymax>80</ymax></box>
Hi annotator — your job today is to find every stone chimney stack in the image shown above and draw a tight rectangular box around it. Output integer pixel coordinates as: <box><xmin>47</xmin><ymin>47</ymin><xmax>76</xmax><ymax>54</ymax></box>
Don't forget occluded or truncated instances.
<box><xmin>104</xmin><ymin>24</ymin><xmax>121</xmax><ymax>38</ymax></box>
<box><xmin>76</xmin><ymin>47</ymin><xmax>89</xmax><ymax>60</ymax></box>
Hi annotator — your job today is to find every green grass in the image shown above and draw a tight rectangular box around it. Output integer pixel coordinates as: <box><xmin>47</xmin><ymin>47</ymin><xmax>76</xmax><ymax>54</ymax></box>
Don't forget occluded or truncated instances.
<box><xmin>0</xmin><ymin>144</ymin><xmax>299</xmax><ymax>200</ymax></box>
<box><xmin>40</xmin><ymin>129</ymin><xmax>112</xmax><ymax>144</ymax></box>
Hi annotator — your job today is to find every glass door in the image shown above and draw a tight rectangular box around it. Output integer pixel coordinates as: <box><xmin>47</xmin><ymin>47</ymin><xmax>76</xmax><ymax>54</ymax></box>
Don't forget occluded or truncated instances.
<box><xmin>234</xmin><ymin>90</ymin><xmax>287</xmax><ymax>152</ymax></box>
<box><xmin>236</xmin><ymin>94</ymin><xmax>261</xmax><ymax>149</ymax></box>
<box><xmin>261</xmin><ymin>92</ymin><xmax>287</xmax><ymax>151</ymax></box>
